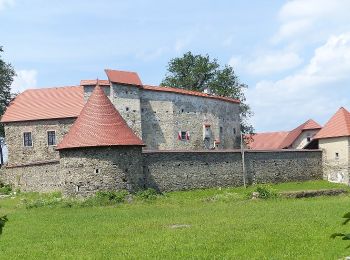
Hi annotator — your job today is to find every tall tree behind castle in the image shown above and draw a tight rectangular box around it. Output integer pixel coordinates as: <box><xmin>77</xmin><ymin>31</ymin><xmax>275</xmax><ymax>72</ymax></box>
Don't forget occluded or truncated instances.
<box><xmin>0</xmin><ymin>46</ymin><xmax>16</xmax><ymax>165</ymax></box>
<box><xmin>161</xmin><ymin>51</ymin><xmax>254</xmax><ymax>134</ymax></box>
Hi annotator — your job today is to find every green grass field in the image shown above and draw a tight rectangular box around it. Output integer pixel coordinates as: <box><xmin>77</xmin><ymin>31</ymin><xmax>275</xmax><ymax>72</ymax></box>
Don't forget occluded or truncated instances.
<box><xmin>1</xmin><ymin>181</ymin><xmax>350</xmax><ymax>259</ymax></box>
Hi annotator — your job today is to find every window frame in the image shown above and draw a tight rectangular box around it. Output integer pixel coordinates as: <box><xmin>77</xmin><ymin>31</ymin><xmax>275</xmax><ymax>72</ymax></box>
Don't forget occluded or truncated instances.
<box><xmin>47</xmin><ymin>130</ymin><xmax>57</xmax><ymax>146</ymax></box>
<box><xmin>23</xmin><ymin>132</ymin><xmax>33</xmax><ymax>147</ymax></box>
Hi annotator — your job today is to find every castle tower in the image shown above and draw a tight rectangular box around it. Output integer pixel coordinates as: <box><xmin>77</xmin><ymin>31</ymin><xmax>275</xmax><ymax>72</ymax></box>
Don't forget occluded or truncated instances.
<box><xmin>57</xmin><ymin>82</ymin><xmax>144</xmax><ymax>196</ymax></box>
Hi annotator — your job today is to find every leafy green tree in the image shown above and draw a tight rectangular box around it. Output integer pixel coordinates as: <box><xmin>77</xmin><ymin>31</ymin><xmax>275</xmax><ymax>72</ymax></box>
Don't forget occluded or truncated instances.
<box><xmin>161</xmin><ymin>51</ymin><xmax>254</xmax><ymax>135</ymax></box>
<box><xmin>0</xmin><ymin>46</ymin><xmax>16</xmax><ymax>165</ymax></box>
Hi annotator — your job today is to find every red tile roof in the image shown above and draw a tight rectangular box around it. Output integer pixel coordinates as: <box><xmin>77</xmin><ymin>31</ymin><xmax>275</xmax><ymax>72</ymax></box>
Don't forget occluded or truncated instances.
<box><xmin>279</xmin><ymin>119</ymin><xmax>321</xmax><ymax>148</ymax></box>
<box><xmin>314</xmin><ymin>107</ymin><xmax>350</xmax><ymax>139</ymax></box>
<box><xmin>1</xmin><ymin>86</ymin><xmax>84</xmax><ymax>123</ymax></box>
<box><xmin>143</xmin><ymin>85</ymin><xmax>240</xmax><ymax>104</ymax></box>
<box><xmin>248</xmin><ymin>119</ymin><xmax>321</xmax><ymax>150</ymax></box>
<box><xmin>105</xmin><ymin>69</ymin><xmax>142</xmax><ymax>87</ymax></box>
<box><xmin>56</xmin><ymin>84</ymin><xmax>144</xmax><ymax>150</ymax></box>
<box><xmin>248</xmin><ymin>131</ymin><xmax>290</xmax><ymax>150</ymax></box>
<box><xmin>80</xmin><ymin>79</ymin><xmax>110</xmax><ymax>86</ymax></box>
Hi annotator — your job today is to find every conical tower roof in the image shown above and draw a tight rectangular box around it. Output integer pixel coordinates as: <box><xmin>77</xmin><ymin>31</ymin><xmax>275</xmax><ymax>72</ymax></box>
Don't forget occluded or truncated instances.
<box><xmin>57</xmin><ymin>83</ymin><xmax>144</xmax><ymax>150</ymax></box>
<box><xmin>314</xmin><ymin>107</ymin><xmax>350</xmax><ymax>139</ymax></box>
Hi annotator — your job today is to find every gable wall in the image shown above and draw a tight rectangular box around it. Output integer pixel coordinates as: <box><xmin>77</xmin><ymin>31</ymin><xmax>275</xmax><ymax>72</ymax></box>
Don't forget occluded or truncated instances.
<box><xmin>319</xmin><ymin>137</ymin><xmax>350</xmax><ymax>183</ymax></box>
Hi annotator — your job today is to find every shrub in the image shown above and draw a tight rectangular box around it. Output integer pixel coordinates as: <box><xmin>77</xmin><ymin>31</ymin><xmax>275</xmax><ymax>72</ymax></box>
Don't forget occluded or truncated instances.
<box><xmin>249</xmin><ymin>186</ymin><xmax>278</xmax><ymax>199</ymax></box>
<box><xmin>0</xmin><ymin>182</ymin><xmax>12</xmax><ymax>195</ymax></box>
<box><xmin>95</xmin><ymin>190</ymin><xmax>128</xmax><ymax>204</ymax></box>
<box><xmin>135</xmin><ymin>188</ymin><xmax>158</xmax><ymax>201</ymax></box>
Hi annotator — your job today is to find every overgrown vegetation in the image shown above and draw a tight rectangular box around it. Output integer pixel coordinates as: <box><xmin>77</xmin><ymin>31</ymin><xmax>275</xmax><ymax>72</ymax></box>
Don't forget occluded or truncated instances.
<box><xmin>248</xmin><ymin>185</ymin><xmax>278</xmax><ymax>199</ymax></box>
<box><xmin>0</xmin><ymin>181</ymin><xmax>12</xmax><ymax>195</ymax></box>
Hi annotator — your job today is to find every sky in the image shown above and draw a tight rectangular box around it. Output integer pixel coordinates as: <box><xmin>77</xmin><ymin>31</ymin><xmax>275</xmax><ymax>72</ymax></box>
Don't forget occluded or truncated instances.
<box><xmin>1</xmin><ymin>0</ymin><xmax>350</xmax><ymax>132</ymax></box>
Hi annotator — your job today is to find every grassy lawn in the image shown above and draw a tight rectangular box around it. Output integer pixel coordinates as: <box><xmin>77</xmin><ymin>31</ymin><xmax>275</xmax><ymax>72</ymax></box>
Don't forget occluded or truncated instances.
<box><xmin>1</xmin><ymin>180</ymin><xmax>350</xmax><ymax>259</ymax></box>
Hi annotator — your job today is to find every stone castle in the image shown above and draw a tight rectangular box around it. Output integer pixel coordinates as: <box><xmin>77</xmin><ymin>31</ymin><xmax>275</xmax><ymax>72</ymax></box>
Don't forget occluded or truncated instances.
<box><xmin>0</xmin><ymin>69</ymin><xmax>323</xmax><ymax>196</ymax></box>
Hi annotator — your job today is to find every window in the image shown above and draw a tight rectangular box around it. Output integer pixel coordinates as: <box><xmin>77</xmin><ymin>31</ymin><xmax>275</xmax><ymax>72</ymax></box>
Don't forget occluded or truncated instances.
<box><xmin>47</xmin><ymin>131</ymin><xmax>56</xmax><ymax>146</ymax></box>
<box><xmin>178</xmin><ymin>131</ymin><xmax>190</xmax><ymax>141</ymax></box>
<box><xmin>307</xmin><ymin>137</ymin><xmax>311</xmax><ymax>142</ymax></box>
<box><xmin>220</xmin><ymin>127</ymin><xmax>223</xmax><ymax>134</ymax></box>
<box><xmin>126</xmin><ymin>107</ymin><xmax>129</xmax><ymax>112</ymax></box>
<box><xmin>233</xmin><ymin>128</ymin><xmax>236</xmax><ymax>135</ymax></box>
<box><xmin>335</xmin><ymin>153</ymin><xmax>339</xmax><ymax>160</ymax></box>
<box><xmin>23</xmin><ymin>132</ymin><xmax>32</xmax><ymax>147</ymax></box>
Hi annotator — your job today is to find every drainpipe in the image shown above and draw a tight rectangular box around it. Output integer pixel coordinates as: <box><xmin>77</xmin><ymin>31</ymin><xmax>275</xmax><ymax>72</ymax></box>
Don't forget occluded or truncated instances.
<box><xmin>240</xmin><ymin>132</ymin><xmax>246</xmax><ymax>188</ymax></box>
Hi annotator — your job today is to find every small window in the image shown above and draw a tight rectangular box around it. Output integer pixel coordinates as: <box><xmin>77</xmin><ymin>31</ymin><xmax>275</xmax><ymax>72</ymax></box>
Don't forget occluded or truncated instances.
<box><xmin>220</xmin><ymin>127</ymin><xmax>223</xmax><ymax>134</ymax></box>
<box><xmin>233</xmin><ymin>128</ymin><xmax>236</xmax><ymax>135</ymax></box>
<box><xmin>181</xmin><ymin>109</ymin><xmax>184</xmax><ymax>113</ymax></box>
<box><xmin>47</xmin><ymin>131</ymin><xmax>56</xmax><ymax>146</ymax></box>
<box><xmin>23</xmin><ymin>132</ymin><xmax>32</xmax><ymax>147</ymax></box>
<box><xmin>95</xmin><ymin>169</ymin><xmax>99</xmax><ymax>174</ymax></box>
<box><xmin>178</xmin><ymin>131</ymin><xmax>190</xmax><ymax>141</ymax></box>
<box><xmin>307</xmin><ymin>137</ymin><xmax>311</xmax><ymax>142</ymax></box>
<box><xmin>126</xmin><ymin>107</ymin><xmax>129</xmax><ymax>112</ymax></box>
<box><xmin>335</xmin><ymin>153</ymin><xmax>339</xmax><ymax>160</ymax></box>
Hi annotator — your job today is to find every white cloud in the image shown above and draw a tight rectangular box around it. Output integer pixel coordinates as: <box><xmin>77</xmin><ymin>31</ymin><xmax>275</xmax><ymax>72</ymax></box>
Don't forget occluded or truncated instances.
<box><xmin>246</xmin><ymin>52</ymin><xmax>303</xmax><ymax>75</ymax></box>
<box><xmin>11</xmin><ymin>69</ymin><xmax>37</xmax><ymax>93</ymax></box>
<box><xmin>0</xmin><ymin>0</ymin><xmax>14</xmax><ymax>11</ymax></box>
<box><xmin>248</xmin><ymin>33</ymin><xmax>350</xmax><ymax>131</ymax></box>
<box><xmin>272</xmin><ymin>0</ymin><xmax>350</xmax><ymax>44</ymax></box>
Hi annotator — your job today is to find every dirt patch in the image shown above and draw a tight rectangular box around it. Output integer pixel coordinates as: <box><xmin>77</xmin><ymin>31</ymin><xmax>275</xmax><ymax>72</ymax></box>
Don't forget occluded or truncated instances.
<box><xmin>280</xmin><ymin>189</ymin><xmax>348</xmax><ymax>198</ymax></box>
<box><xmin>169</xmin><ymin>224</ymin><xmax>191</xmax><ymax>229</ymax></box>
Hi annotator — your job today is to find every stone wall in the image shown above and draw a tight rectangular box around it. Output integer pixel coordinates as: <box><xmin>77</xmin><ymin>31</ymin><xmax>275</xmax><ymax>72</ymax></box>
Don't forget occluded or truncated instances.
<box><xmin>0</xmin><ymin>149</ymin><xmax>322</xmax><ymax>195</ymax></box>
<box><xmin>1</xmin><ymin>161</ymin><xmax>61</xmax><ymax>192</ymax></box>
<box><xmin>5</xmin><ymin>118</ymin><xmax>75</xmax><ymax>166</ymax></box>
<box><xmin>59</xmin><ymin>146</ymin><xmax>144</xmax><ymax>197</ymax></box>
<box><xmin>142</xmin><ymin>150</ymin><xmax>323</xmax><ymax>192</ymax></box>
<box><xmin>140</xmin><ymin>90</ymin><xmax>240</xmax><ymax>150</ymax></box>
<box><xmin>319</xmin><ymin>137</ymin><xmax>350</xmax><ymax>184</ymax></box>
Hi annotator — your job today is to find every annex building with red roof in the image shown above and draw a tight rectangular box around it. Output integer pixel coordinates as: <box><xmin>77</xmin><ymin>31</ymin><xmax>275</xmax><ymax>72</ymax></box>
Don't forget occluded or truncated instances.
<box><xmin>248</xmin><ymin>107</ymin><xmax>350</xmax><ymax>185</ymax></box>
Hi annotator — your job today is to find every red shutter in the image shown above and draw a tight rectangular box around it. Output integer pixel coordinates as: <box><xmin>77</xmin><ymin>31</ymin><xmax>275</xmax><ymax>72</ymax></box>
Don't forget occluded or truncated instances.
<box><xmin>178</xmin><ymin>131</ymin><xmax>182</xmax><ymax>140</ymax></box>
<box><xmin>186</xmin><ymin>131</ymin><xmax>190</xmax><ymax>140</ymax></box>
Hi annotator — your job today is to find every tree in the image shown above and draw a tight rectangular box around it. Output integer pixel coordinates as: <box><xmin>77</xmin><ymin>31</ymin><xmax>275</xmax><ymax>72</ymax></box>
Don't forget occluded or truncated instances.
<box><xmin>161</xmin><ymin>51</ymin><xmax>254</xmax><ymax>135</ymax></box>
<box><xmin>0</xmin><ymin>46</ymin><xmax>16</xmax><ymax>165</ymax></box>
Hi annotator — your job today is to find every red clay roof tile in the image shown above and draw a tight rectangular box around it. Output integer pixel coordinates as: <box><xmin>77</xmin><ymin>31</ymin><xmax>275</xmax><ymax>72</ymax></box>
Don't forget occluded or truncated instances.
<box><xmin>56</xmin><ymin>84</ymin><xmax>144</xmax><ymax>150</ymax></box>
<box><xmin>248</xmin><ymin>119</ymin><xmax>321</xmax><ymax>150</ymax></box>
<box><xmin>314</xmin><ymin>107</ymin><xmax>350</xmax><ymax>139</ymax></box>
<box><xmin>248</xmin><ymin>131</ymin><xmax>290</xmax><ymax>150</ymax></box>
<box><xmin>105</xmin><ymin>69</ymin><xmax>142</xmax><ymax>86</ymax></box>
<box><xmin>279</xmin><ymin>119</ymin><xmax>321</xmax><ymax>148</ymax></box>
<box><xmin>1</xmin><ymin>86</ymin><xmax>84</xmax><ymax>123</ymax></box>
<box><xmin>143</xmin><ymin>85</ymin><xmax>240</xmax><ymax>104</ymax></box>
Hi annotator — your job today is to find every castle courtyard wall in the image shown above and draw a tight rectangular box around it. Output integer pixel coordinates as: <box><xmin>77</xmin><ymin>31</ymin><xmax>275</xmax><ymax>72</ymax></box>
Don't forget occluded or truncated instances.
<box><xmin>0</xmin><ymin>149</ymin><xmax>322</xmax><ymax>195</ymax></box>
<box><xmin>1</xmin><ymin>161</ymin><xmax>61</xmax><ymax>192</ymax></box>
<box><xmin>142</xmin><ymin>150</ymin><xmax>323</xmax><ymax>192</ymax></box>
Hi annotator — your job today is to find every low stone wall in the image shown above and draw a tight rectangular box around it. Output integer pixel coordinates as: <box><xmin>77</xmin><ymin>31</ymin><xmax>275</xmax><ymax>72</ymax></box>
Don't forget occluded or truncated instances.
<box><xmin>142</xmin><ymin>150</ymin><xmax>323</xmax><ymax>192</ymax></box>
<box><xmin>0</xmin><ymin>149</ymin><xmax>323</xmax><ymax>195</ymax></box>
<box><xmin>1</xmin><ymin>161</ymin><xmax>61</xmax><ymax>192</ymax></box>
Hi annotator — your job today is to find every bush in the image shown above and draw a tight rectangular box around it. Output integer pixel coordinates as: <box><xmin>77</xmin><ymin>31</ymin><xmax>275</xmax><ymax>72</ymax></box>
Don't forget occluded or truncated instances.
<box><xmin>135</xmin><ymin>188</ymin><xmax>158</xmax><ymax>201</ymax></box>
<box><xmin>90</xmin><ymin>190</ymin><xmax>129</xmax><ymax>205</ymax></box>
<box><xmin>249</xmin><ymin>186</ymin><xmax>278</xmax><ymax>199</ymax></box>
<box><xmin>0</xmin><ymin>182</ymin><xmax>12</xmax><ymax>195</ymax></box>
